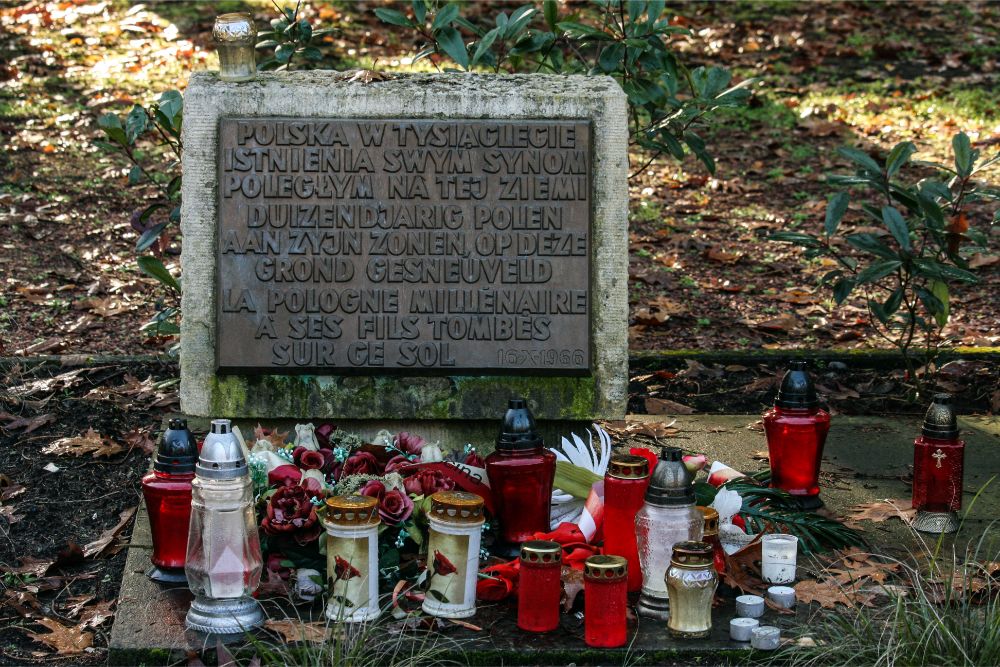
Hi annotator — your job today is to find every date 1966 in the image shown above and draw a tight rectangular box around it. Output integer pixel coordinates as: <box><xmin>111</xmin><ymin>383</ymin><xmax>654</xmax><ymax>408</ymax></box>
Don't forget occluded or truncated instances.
<box><xmin>499</xmin><ymin>349</ymin><xmax>585</xmax><ymax>367</ymax></box>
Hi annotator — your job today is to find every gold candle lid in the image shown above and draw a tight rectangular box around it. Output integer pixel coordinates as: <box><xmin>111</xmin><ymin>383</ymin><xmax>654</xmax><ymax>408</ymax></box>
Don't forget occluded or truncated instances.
<box><xmin>583</xmin><ymin>554</ymin><xmax>627</xmax><ymax>580</ymax></box>
<box><xmin>213</xmin><ymin>13</ymin><xmax>257</xmax><ymax>45</ymax></box>
<box><xmin>670</xmin><ymin>541</ymin><xmax>713</xmax><ymax>568</ymax></box>
<box><xmin>698</xmin><ymin>506</ymin><xmax>720</xmax><ymax>537</ymax></box>
<box><xmin>520</xmin><ymin>540</ymin><xmax>562</xmax><ymax>565</ymax></box>
<box><xmin>607</xmin><ymin>454</ymin><xmax>650</xmax><ymax>480</ymax></box>
<box><xmin>324</xmin><ymin>495</ymin><xmax>379</xmax><ymax>527</ymax></box>
<box><xmin>429</xmin><ymin>490</ymin><xmax>485</xmax><ymax>524</ymax></box>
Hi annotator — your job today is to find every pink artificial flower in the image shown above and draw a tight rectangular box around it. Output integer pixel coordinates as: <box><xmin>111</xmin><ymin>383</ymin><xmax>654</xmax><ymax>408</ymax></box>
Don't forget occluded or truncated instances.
<box><xmin>403</xmin><ymin>468</ymin><xmax>455</xmax><ymax>497</ymax></box>
<box><xmin>268</xmin><ymin>464</ymin><xmax>302</xmax><ymax>487</ymax></box>
<box><xmin>384</xmin><ymin>454</ymin><xmax>411</xmax><ymax>474</ymax></box>
<box><xmin>341</xmin><ymin>451</ymin><xmax>380</xmax><ymax>477</ymax></box>
<box><xmin>394</xmin><ymin>432</ymin><xmax>425</xmax><ymax>456</ymax></box>
<box><xmin>293</xmin><ymin>446</ymin><xmax>326</xmax><ymax>471</ymax></box>
<box><xmin>261</xmin><ymin>485</ymin><xmax>321</xmax><ymax>545</ymax></box>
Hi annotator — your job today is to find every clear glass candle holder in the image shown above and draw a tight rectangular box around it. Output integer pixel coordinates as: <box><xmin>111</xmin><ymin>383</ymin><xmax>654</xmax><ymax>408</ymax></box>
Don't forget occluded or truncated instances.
<box><xmin>761</xmin><ymin>534</ymin><xmax>798</xmax><ymax>584</ymax></box>
<box><xmin>213</xmin><ymin>13</ymin><xmax>257</xmax><ymax>82</ymax></box>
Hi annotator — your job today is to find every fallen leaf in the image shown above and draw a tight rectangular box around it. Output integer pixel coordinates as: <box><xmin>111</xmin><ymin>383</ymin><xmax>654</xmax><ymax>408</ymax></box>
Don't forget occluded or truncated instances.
<box><xmin>23</xmin><ymin>618</ymin><xmax>93</xmax><ymax>654</ymax></box>
<box><xmin>255</xmin><ymin>424</ymin><xmax>290</xmax><ymax>449</ymax></box>
<box><xmin>645</xmin><ymin>397</ymin><xmax>695</xmax><ymax>415</ymax></box>
<box><xmin>8</xmin><ymin>369</ymin><xmax>87</xmax><ymax>398</ymax></box>
<box><xmin>123</xmin><ymin>428</ymin><xmax>156</xmax><ymax>455</ymax></box>
<box><xmin>561</xmin><ymin>566</ymin><xmax>585</xmax><ymax>612</ymax></box>
<box><xmin>0</xmin><ymin>411</ymin><xmax>56</xmax><ymax>434</ymax></box>
<box><xmin>1</xmin><ymin>557</ymin><xmax>55</xmax><ymax>578</ymax></box>
<box><xmin>264</xmin><ymin>619</ymin><xmax>328</xmax><ymax>643</ymax></box>
<box><xmin>447</xmin><ymin>618</ymin><xmax>483</xmax><ymax>631</ymax></box>
<box><xmin>82</xmin><ymin>505</ymin><xmax>137</xmax><ymax>558</ymax></box>
<box><xmin>844</xmin><ymin>499</ymin><xmax>916</xmax><ymax>525</ymax></box>
<box><xmin>705</xmin><ymin>247</ymin><xmax>744</xmax><ymax>264</ymax></box>
<box><xmin>345</xmin><ymin>69</ymin><xmax>392</xmax><ymax>84</ymax></box>
<box><xmin>42</xmin><ymin>428</ymin><xmax>124</xmax><ymax>458</ymax></box>
<box><xmin>62</xmin><ymin>594</ymin><xmax>96</xmax><ymax>619</ymax></box>
<box><xmin>78</xmin><ymin>599</ymin><xmax>115</xmax><ymax>630</ymax></box>
<box><xmin>751</xmin><ymin>450</ymin><xmax>770</xmax><ymax>461</ymax></box>
<box><xmin>753</xmin><ymin>314</ymin><xmax>798</xmax><ymax>333</ymax></box>
<box><xmin>968</xmin><ymin>253</ymin><xmax>1000</xmax><ymax>269</ymax></box>
<box><xmin>795</xmin><ymin>579</ymin><xmax>873</xmax><ymax>608</ymax></box>
<box><xmin>722</xmin><ymin>538</ymin><xmax>765</xmax><ymax>594</ymax></box>
<box><xmin>778</xmin><ymin>289</ymin><xmax>819</xmax><ymax>304</ymax></box>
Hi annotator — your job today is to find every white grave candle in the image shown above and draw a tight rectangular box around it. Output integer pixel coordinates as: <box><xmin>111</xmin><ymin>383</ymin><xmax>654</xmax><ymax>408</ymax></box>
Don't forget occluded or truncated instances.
<box><xmin>730</xmin><ymin>617</ymin><xmax>759</xmax><ymax>642</ymax></box>
<box><xmin>761</xmin><ymin>534</ymin><xmax>798</xmax><ymax>584</ymax></box>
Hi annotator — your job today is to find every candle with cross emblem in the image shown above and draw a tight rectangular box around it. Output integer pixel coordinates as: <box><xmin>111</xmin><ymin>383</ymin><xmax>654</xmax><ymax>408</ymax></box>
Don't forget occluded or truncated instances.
<box><xmin>911</xmin><ymin>394</ymin><xmax>965</xmax><ymax>534</ymax></box>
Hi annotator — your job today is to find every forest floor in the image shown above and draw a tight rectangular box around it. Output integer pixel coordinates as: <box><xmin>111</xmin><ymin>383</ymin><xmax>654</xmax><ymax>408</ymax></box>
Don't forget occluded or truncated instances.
<box><xmin>1</xmin><ymin>1</ymin><xmax>999</xmax><ymax>663</ymax></box>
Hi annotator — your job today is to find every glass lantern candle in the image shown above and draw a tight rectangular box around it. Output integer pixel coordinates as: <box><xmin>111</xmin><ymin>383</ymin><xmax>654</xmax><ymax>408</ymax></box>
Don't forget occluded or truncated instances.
<box><xmin>635</xmin><ymin>447</ymin><xmax>703</xmax><ymax>620</ymax></box>
<box><xmin>422</xmin><ymin>491</ymin><xmax>485</xmax><ymax>619</ymax></box>
<box><xmin>912</xmin><ymin>394</ymin><xmax>965</xmax><ymax>534</ymax></box>
<box><xmin>213</xmin><ymin>13</ymin><xmax>257</xmax><ymax>82</ymax></box>
<box><xmin>485</xmin><ymin>398</ymin><xmax>556</xmax><ymax>548</ymax></box>
<box><xmin>185</xmin><ymin>419</ymin><xmax>264</xmax><ymax>635</ymax></box>
<box><xmin>142</xmin><ymin>418</ymin><xmax>197</xmax><ymax>583</ymax></box>
<box><xmin>763</xmin><ymin>361</ymin><xmax>831</xmax><ymax>509</ymax></box>
<box><xmin>761</xmin><ymin>534</ymin><xmax>798</xmax><ymax>584</ymax></box>
<box><xmin>697</xmin><ymin>506</ymin><xmax>726</xmax><ymax>574</ymax></box>
<box><xmin>517</xmin><ymin>540</ymin><xmax>562</xmax><ymax>633</ymax></box>
<box><xmin>324</xmin><ymin>495</ymin><xmax>380</xmax><ymax>623</ymax></box>
<box><xmin>666</xmin><ymin>541</ymin><xmax>718</xmax><ymax>638</ymax></box>
<box><xmin>603</xmin><ymin>454</ymin><xmax>650</xmax><ymax>592</ymax></box>
<box><xmin>584</xmin><ymin>555</ymin><xmax>628</xmax><ymax>648</ymax></box>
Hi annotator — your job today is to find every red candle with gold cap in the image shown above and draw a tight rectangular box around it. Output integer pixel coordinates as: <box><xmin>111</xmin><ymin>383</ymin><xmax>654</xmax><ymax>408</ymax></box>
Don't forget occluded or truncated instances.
<box><xmin>603</xmin><ymin>454</ymin><xmax>650</xmax><ymax>592</ymax></box>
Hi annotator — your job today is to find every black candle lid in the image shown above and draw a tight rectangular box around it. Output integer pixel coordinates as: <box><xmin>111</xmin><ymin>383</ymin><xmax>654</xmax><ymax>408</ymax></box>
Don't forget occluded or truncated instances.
<box><xmin>644</xmin><ymin>446</ymin><xmax>695</xmax><ymax>506</ymax></box>
<box><xmin>496</xmin><ymin>397</ymin><xmax>543</xmax><ymax>452</ymax></box>
<box><xmin>775</xmin><ymin>361</ymin><xmax>819</xmax><ymax>409</ymax></box>
<box><xmin>922</xmin><ymin>394</ymin><xmax>959</xmax><ymax>440</ymax></box>
<box><xmin>153</xmin><ymin>418</ymin><xmax>197</xmax><ymax>473</ymax></box>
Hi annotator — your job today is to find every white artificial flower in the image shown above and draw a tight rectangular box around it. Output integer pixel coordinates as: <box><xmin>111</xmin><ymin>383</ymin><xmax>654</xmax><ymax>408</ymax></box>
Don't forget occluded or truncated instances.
<box><xmin>420</xmin><ymin>442</ymin><xmax>444</xmax><ymax>463</ymax></box>
<box><xmin>293</xmin><ymin>568</ymin><xmax>324</xmax><ymax>602</ymax></box>
<box><xmin>301</xmin><ymin>469</ymin><xmax>326</xmax><ymax>490</ymax></box>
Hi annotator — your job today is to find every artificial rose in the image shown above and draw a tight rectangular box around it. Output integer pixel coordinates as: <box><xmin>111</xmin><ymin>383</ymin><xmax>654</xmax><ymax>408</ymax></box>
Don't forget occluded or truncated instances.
<box><xmin>395</xmin><ymin>432</ymin><xmax>425</xmax><ymax>456</ymax></box>
<box><xmin>261</xmin><ymin>485</ymin><xmax>321</xmax><ymax>544</ymax></box>
<box><xmin>403</xmin><ymin>468</ymin><xmax>455</xmax><ymax>497</ymax></box>
<box><xmin>293</xmin><ymin>446</ymin><xmax>325</xmax><ymax>471</ymax></box>
<box><xmin>630</xmin><ymin>446</ymin><xmax>659</xmax><ymax>473</ymax></box>
<box><xmin>319</xmin><ymin>448</ymin><xmax>337</xmax><ymax>474</ymax></box>
<box><xmin>268</xmin><ymin>464</ymin><xmax>302</xmax><ymax>487</ymax></box>
<box><xmin>432</xmin><ymin>550</ymin><xmax>458</xmax><ymax>576</ymax></box>
<box><xmin>358</xmin><ymin>479</ymin><xmax>386</xmax><ymax>500</ymax></box>
<box><xmin>706</xmin><ymin>461</ymin><xmax>746</xmax><ymax>487</ymax></box>
<box><xmin>300</xmin><ymin>469</ymin><xmax>325</xmax><ymax>496</ymax></box>
<box><xmin>464</xmin><ymin>451</ymin><xmax>485</xmax><ymax>468</ymax></box>
<box><xmin>377</xmin><ymin>489</ymin><xmax>413</xmax><ymax>526</ymax></box>
<box><xmin>420</xmin><ymin>442</ymin><xmax>443</xmax><ymax>463</ymax></box>
<box><xmin>532</xmin><ymin>522</ymin><xmax>598</xmax><ymax>570</ymax></box>
<box><xmin>683</xmin><ymin>453</ymin><xmax>708</xmax><ymax>474</ymax></box>
<box><xmin>477</xmin><ymin>561</ymin><xmax>520</xmax><ymax>601</ymax></box>
<box><xmin>532</xmin><ymin>522</ymin><xmax>587</xmax><ymax>545</ymax></box>
<box><xmin>341</xmin><ymin>451</ymin><xmax>380</xmax><ymax>477</ymax></box>
<box><xmin>384</xmin><ymin>454</ymin><xmax>411</xmax><ymax>474</ymax></box>
<box><xmin>563</xmin><ymin>543</ymin><xmax>600</xmax><ymax>570</ymax></box>
<box><xmin>266</xmin><ymin>553</ymin><xmax>292</xmax><ymax>580</ymax></box>
<box><xmin>315</xmin><ymin>422</ymin><xmax>336</xmax><ymax>449</ymax></box>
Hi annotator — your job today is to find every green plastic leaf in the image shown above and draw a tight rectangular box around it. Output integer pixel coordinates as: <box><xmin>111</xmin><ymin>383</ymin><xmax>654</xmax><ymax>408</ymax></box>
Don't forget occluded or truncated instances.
<box><xmin>543</xmin><ymin>0</ymin><xmax>558</xmax><ymax>29</ymax></box>
<box><xmin>885</xmin><ymin>141</ymin><xmax>916</xmax><ymax>177</ymax></box>
<box><xmin>824</xmin><ymin>192</ymin><xmax>849</xmax><ymax>236</ymax></box>
<box><xmin>953</xmin><ymin>132</ymin><xmax>973</xmax><ymax>178</ymax></box>
<box><xmin>837</xmin><ymin>146</ymin><xmax>883</xmax><ymax>175</ymax></box>
<box><xmin>553</xmin><ymin>461</ymin><xmax>600</xmax><ymax>500</ymax></box>
<box><xmin>373</xmin><ymin>7</ymin><xmax>413</xmax><ymax>27</ymax></box>
<box><xmin>855</xmin><ymin>259</ymin><xmax>901</xmax><ymax>285</ymax></box>
<box><xmin>435</xmin><ymin>27</ymin><xmax>469</xmax><ymax>69</ymax></box>
<box><xmin>881</xmin><ymin>205</ymin><xmax>911</xmax><ymax>250</ymax></box>
<box><xmin>137</xmin><ymin>255</ymin><xmax>180</xmax><ymax>292</ymax></box>
<box><xmin>930</xmin><ymin>280</ymin><xmax>949</xmax><ymax>327</ymax></box>
<box><xmin>432</xmin><ymin>3</ymin><xmax>459</xmax><ymax>31</ymax></box>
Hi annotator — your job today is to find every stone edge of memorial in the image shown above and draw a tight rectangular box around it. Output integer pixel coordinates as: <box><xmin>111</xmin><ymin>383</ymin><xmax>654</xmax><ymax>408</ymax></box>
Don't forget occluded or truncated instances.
<box><xmin>180</xmin><ymin>71</ymin><xmax>628</xmax><ymax>420</ymax></box>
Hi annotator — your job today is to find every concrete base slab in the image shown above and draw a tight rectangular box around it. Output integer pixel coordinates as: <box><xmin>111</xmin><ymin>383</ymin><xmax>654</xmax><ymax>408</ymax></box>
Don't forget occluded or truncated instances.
<box><xmin>110</xmin><ymin>414</ymin><xmax>1000</xmax><ymax>664</ymax></box>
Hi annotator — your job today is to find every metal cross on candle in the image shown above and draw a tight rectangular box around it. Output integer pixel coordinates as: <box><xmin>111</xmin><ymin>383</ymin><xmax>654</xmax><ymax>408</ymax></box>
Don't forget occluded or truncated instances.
<box><xmin>932</xmin><ymin>449</ymin><xmax>946</xmax><ymax>468</ymax></box>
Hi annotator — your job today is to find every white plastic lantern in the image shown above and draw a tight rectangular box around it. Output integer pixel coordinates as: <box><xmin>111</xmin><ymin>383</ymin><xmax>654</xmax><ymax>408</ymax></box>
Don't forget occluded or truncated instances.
<box><xmin>185</xmin><ymin>419</ymin><xmax>264</xmax><ymax>634</ymax></box>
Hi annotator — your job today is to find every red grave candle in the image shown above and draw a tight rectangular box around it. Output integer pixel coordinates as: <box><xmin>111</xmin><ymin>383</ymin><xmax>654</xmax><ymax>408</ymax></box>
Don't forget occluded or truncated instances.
<box><xmin>584</xmin><ymin>555</ymin><xmax>628</xmax><ymax>648</ymax></box>
<box><xmin>517</xmin><ymin>540</ymin><xmax>562</xmax><ymax>633</ymax></box>
<box><xmin>486</xmin><ymin>399</ymin><xmax>556</xmax><ymax>546</ymax></box>
<box><xmin>603</xmin><ymin>455</ymin><xmax>650</xmax><ymax>592</ymax></box>
<box><xmin>912</xmin><ymin>394</ymin><xmax>965</xmax><ymax>514</ymax></box>
<box><xmin>141</xmin><ymin>418</ymin><xmax>198</xmax><ymax>575</ymax></box>
<box><xmin>763</xmin><ymin>362</ymin><xmax>830</xmax><ymax>508</ymax></box>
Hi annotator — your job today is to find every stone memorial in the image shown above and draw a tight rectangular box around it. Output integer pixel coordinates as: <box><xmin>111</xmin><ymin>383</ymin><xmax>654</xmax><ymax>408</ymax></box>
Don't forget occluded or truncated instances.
<box><xmin>180</xmin><ymin>71</ymin><xmax>628</xmax><ymax>440</ymax></box>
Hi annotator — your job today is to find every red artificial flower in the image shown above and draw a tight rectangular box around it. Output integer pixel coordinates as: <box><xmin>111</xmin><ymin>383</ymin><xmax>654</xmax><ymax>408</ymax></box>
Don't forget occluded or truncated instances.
<box><xmin>341</xmin><ymin>451</ymin><xmax>380</xmax><ymax>477</ymax></box>
<box><xmin>532</xmin><ymin>522</ymin><xmax>587</xmax><ymax>545</ymax></box>
<box><xmin>477</xmin><ymin>561</ymin><xmax>520</xmax><ymax>601</ymax></box>
<box><xmin>334</xmin><ymin>556</ymin><xmax>362</xmax><ymax>581</ymax></box>
<box><xmin>293</xmin><ymin>446</ymin><xmax>326</xmax><ymax>471</ymax></box>
<box><xmin>563</xmin><ymin>544</ymin><xmax>600</xmax><ymax>570</ymax></box>
<box><xmin>268</xmin><ymin>464</ymin><xmax>302</xmax><ymax>487</ymax></box>
<box><xmin>532</xmin><ymin>522</ymin><xmax>599</xmax><ymax>570</ymax></box>
<box><xmin>377</xmin><ymin>489</ymin><xmax>414</xmax><ymax>526</ymax></box>
<box><xmin>630</xmin><ymin>447</ymin><xmax>659</xmax><ymax>472</ymax></box>
<box><xmin>261</xmin><ymin>485</ymin><xmax>321</xmax><ymax>544</ymax></box>
<box><xmin>403</xmin><ymin>468</ymin><xmax>455</xmax><ymax>497</ymax></box>
<box><xmin>464</xmin><ymin>451</ymin><xmax>485</xmax><ymax>468</ymax></box>
<box><xmin>432</xmin><ymin>550</ymin><xmax>458</xmax><ymax>576</ymax></box>
<box><xmin>394</xmin><ymin>432</ymin><xmax>425</xmax><ymax>456</ymax></box>
<box><xmin>358</xmin><ymin>479</ymin><xmax>386</xmax><ymax>500</ymax></box>
<box><xmin>266</xmin><ymin>553</ymin><xmax>292</xmax><ymax>580</ymax></box>
<box><xmin>315</xmin><ymin>423</ymin><xmax>336</xmax><ymax>449</ymax></box>
<box><xmin>300</xmin><ymin>475</ymin><xmax>324</xmax><ymax>496</ymax></box>
<box><xmin>384</xmin><ymin>454</ymin><xmax>411</xmax><ymax>474</ymax></box>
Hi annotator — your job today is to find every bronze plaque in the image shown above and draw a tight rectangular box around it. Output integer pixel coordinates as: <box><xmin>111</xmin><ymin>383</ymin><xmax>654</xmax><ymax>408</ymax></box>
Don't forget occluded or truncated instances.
<box><xmin>216</xmin><ymin>118</ymin><xmax>591</xmax><ymax>373</ymax></box>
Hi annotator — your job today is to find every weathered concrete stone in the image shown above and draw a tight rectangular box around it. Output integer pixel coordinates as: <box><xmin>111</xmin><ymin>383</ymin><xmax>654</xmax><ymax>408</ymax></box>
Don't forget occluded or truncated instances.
<box><xmin>180</xmin><ymin>71</ymin><xmax>628</xmax><ymax>420</ymax></box>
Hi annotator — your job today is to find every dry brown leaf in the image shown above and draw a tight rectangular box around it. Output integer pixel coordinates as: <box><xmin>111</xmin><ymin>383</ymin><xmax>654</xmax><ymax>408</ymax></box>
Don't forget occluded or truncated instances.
<box><xmin>1</xmin><ymin>557</ymin><xmax>55</xmax><ymax>578</ymax></box>
<box><xmin>78</xmin><ymin>599</ymin><xmax>115</xmax><ymax>630</ymax></box>
<box><xmin>778</xmin><ymin>289</ymin><xmax>819</xmax><ymax>304</ymax></box>
<box><xmin>8</xmin><ymin>369</ymin><xmax>87</xmax><ymax>397</ymax></box>
<box><xmin>42</xmin><ymin>428</ymin><xmax>124</xmax><ymax>458</ymax></box>
<box><xmin>264</xmin><ymin>619</ymin><xmax>328</xmax><ymax>643</ymax></box>
<box><xmin>83</xmin><ymin>505</ymin><xmax>137</xmax><ymax>558</ymax></box>
<box><xmin>0</xmin><ymin>411</ymin><xmax>56</xmax><ymax>434</ymax></box>
<box><xmin>753</xmin><ymin>314</ymin><xmax>798</xmax><ymax>333</ymax></box>
<box><xmin>447</xmin><ymin>618</ymin><xmax>483</xmax><ymax>631</ymax></box>
<box><xmin>123</xmin><ymin>428</ymin><xmax>156</xmax><ymax>455</ymax></box>
<box><xmin>844</xmin><ymin>499</ymin><xmax>916</xmax><ymax>525</ymax></box>
<box><xmin>705</xmin><ymin>247</ymin><xmax>744</xmax><ymax>264</ymax></box>
<box><xmin>62</xmin><ymin>594</ymin><xmax>95</xmax><ymax>619</ymax></box>
<box><xmin>827</xmin><ymin>562</ymin><xmax>899</xmax><ymax>585</ymax></box>
<box><xmin>968</xmin><ymin>253</ymin><xmax>1000</xmax><ymax>269</ymax></box>
<box><xmin>345</xmin><ymin>69</ymin><xmax>392</xmax><ymax>84</ymax></box>
<box><xmin>561</xmin><ymin>566</ymin><xmax>585</xmax><ymax>612</ymax></box>
<box><xmin>795</xmin><ymin>579</ymin><xmax>873</xmax><ymax>608</ymax></box>
<box><xmin>24</xmin><ymin>617</ymin><xmax>93</xmax><ymax>654</ymax></box>
<box><xmin>751</xmin><ymin>450</ymin><xmax>770</xmax><ymax>461</ymax></box>
<box><xmin>255</xmin><ymin>424</ymin><xmax>289</xmax><ymax>449</ymax></box>
<box><xmin>722</xmin><ymin>538</ymin><xmax>765</xmax><ymax>594</ymax></box>
<box><xmin>645</xmin><ymin>397</ymin><xmax>695</xmax><ymax>415</ymax></box>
